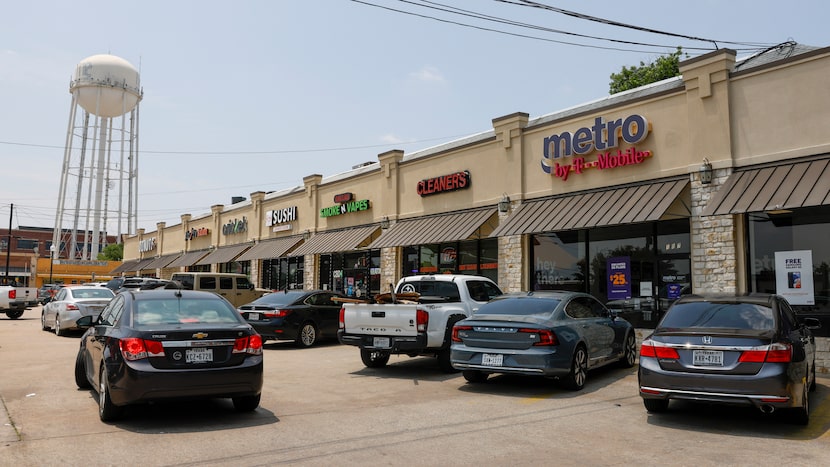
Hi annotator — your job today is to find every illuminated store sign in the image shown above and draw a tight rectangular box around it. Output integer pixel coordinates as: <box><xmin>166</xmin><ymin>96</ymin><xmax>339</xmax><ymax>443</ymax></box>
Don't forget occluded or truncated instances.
<box><xmin>320</xmin><ymin>199</ymin><xmax>370</xmax><ymax>217</ymax></box>
<box><xmin>417</xmin><ymin>170</ymin><xmax>470</xmax><ymax>196</ymax></box>
<box><xmin>266</xmin><ymin>207</ymin><xmax>298</xmax><ymax>226</ymax></box>
<box><xmin>185</xmin><ymin>227</ymin><xmax>210</xmax><ymax>241</ymax></box>
<box><xmin>138</xmin><ymin>237</ymin><xmax>156</xmax><ymax>253</ymax></box>
<box><xmin>222</xmin><ymin>217</ymin><xmax>248</xmax><ymax>235</ymax></box>
<box><xmin>541</xmin><ymin>114</ymin><xmax>652</xmax><ymax>181</ymax></box>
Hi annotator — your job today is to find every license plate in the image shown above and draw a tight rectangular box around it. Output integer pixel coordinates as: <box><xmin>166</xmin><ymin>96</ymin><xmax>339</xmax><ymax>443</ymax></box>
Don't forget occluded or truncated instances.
<box><xmin>693</xmin><ymin>350</ymin><xmax>723</xmax><ymax>366</ymax></box>
<box><xmin>248</xmin><ymin>313</ymin><xmax>260</xmax><ymax>321</ymax></box>
<box><xmin>481</xmin><ymin>353</ymin><xmax>504</xmax><ymax>366</ymax></box>
<box><xmin>186</xmin><ymin>348</ymin><xmax>213</xmax><ymax>363</ymax></box>
<box><xmin>373</xmin><ymin>337</ymin><xmax>390</xmax><ymax>348</ymax></box>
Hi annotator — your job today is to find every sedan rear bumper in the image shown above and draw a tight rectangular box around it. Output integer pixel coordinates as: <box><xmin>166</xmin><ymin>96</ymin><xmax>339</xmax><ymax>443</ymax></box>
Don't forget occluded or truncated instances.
<box><xmin>451</xmin><ymin>347</ymin><xmax>570</xmax><ymax>377</ymax></box>
<box><xmin>107</xmin><ymin>358</ymin><xmax>263</xmax><ymax>406</ymax></box>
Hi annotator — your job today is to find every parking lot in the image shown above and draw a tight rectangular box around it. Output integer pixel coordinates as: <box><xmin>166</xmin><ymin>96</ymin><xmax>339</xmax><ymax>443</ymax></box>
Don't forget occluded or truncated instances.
<box><xmin>2</xmin><ymin>306</ymin><xmax>830</xmax><ymax>466</ymax></box>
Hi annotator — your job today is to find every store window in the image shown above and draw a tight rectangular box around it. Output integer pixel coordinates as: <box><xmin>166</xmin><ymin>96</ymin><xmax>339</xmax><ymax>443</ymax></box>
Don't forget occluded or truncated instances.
<box><xmin>532</xmin><ymin>231</ymin><xmax>585</xmax><ymax>292</ymax></box>
<box><xmin>318</xmin><ymin>250</ymin><xmax>380</xmax><ymax>297</ymax></box>
<box><xmin>262</xmin><ymin>256</ymin><xmax>304</xmax><ymax>291</ymax></box>
<box><xmin>748</xmin><ymin>206</ymin><xmax>830</xmax><ymax>337</ymax></box>
<box><xmin>402</xmin><ymin>239</ymin><xmax>498</xmax><ymax>282</ymax></box>
<box><xmin>219</xmin><ymin>260</ymin><xmax>250</xmax><ymax>276</ymax></box>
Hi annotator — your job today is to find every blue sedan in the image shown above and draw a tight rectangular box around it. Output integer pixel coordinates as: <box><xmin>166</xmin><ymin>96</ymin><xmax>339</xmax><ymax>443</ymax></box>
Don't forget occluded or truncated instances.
<box><xmin>451</xmin><ymin>291</ymin><xmax>636</xmax><ymax>390</ymax></box>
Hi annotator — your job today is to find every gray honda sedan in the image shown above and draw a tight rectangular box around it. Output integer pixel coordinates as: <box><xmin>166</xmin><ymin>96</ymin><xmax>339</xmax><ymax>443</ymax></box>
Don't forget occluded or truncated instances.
<box><xmin>638</xmin><ymin>294</ymin><xmax>820</xmax><ymax>425</ymax></box>
<box><xmin>451</xmin><ymin>291</ymin><xmax>636</xmax><ymax>390</ymax></box>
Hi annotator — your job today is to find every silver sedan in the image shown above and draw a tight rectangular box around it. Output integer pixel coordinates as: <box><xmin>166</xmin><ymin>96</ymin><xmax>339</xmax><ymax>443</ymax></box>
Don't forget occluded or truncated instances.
<box><xmin>41</xmin><ymin>286</ymin><xmax>115</xmax><ymax>336</ymax></box>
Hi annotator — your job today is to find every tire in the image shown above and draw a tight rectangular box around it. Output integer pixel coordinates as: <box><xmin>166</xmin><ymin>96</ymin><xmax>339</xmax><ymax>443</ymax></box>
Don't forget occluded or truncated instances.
<box><xmin>360</xmin><ymin>349</ymin><xmax>390</xmax><ymax>368</ymax></box>
<box><xmin>789</xmin><ymin>383</ymin><xmax>809</xmax><ymax>426</ymax></box>
<box><xmin>98</xmin><ymin>366</ymin><xmax>124</xmax><ymax>422</ymax></box>
<box><xmin>5</xmin><ymin>310</ymin><xmax>24</xmax><ymax>320</ymax></box>
<box><xmin>74</xmin><ymin>352</ymin><xmax>91</xmax><ymax>389</ymax></box>
<box><xmin>560</xmin><ymin>345</ymin><xmax>588</xmax><ymax>390</ymax></box>
<box><xmin>618</xmin><ymin>332</ymin><xmax>637</xmax><ymax>368</ymax></box>
<box><xmin>41</xmin><ymin>311</ymin><xmax>50</xmax><ymax>331</ymax></box>
<box><xmin>463</xmin><ymin>370</ymin><xmax>489</xmax><ymax>383</ymax></box>
<box><xmin>643</xmin><ymin>398</ymin><xmax>669</xmax><ymax>413</ymax></box>
<box><xmin>232</xmin><ymin>394</ymin><xmax>261</xmax><ymax>412</ymax></box>
<box><xmin>437</xmin><ymin>347</ymin><xmax>458</xmax><ymax>373</ymax></box>
<box><xmin>54</xmin><ymin>315</ymin><xmax>64</xmax><ymax>337</ymax></box>
<box><xmin>296</xmin><ymin>322</ymin><xmax>318</xmax><ymax>348</ymax></box>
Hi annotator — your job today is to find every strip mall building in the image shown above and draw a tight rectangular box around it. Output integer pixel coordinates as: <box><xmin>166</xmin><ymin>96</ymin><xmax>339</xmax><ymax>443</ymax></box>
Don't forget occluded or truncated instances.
<box><xmin>119</xmin><ymin>44</ymin><xmax>830</xmax><ymax>349</ymax></box>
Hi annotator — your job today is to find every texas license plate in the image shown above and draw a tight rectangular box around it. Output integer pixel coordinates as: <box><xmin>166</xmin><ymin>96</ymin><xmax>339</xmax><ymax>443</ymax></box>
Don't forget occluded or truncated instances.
<box><xmin>373</xmin><ymin>337</ymin><xmax>391</xmax><ymax>348</ymax></box>
<box><xmin>693</xmin><ymin>350</ymin><xmax>723</xmax><ymax>366</ymax></box>
<box><xmin>186</xmin><ymin>348</ymin><xmax>213</xmax><ymax>363</ymax></box>
<box><xmin>482</xmin><ymin>353</ymin><xmax>504</xmax><ymax>366</ymax></box>
<box><xmin>248</xmin><ymin>313</ymin><xmax>260</xmax><ymax>321</ymax></box>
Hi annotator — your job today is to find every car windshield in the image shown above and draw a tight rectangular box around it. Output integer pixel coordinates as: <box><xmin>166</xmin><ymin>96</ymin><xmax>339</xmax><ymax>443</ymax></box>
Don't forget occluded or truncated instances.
<box><xmin>476</xmin><ymin>297</ymin><xmax>561</xmax><ymax>317</ymax></box>
<box><xmin>133</xmin><ymin>297</ymin><xmax>242</xmax><ymax>326</ymax></box>
<box><xmin>659</xmin><ymin>302</ymin><xmax>775</xmax><ymax>331</ymax></box>
<box><xmin>248</xmin><ymin>291</ymin><xmax>306</xmax><ymax>306</ymax></box>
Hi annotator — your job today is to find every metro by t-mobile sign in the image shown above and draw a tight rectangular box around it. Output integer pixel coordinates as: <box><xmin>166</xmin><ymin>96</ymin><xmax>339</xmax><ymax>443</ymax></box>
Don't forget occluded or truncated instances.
<box><xmin>541</xmin><ymin>114</ymin><xmax>652</xmax><ymax>181</ymax></box>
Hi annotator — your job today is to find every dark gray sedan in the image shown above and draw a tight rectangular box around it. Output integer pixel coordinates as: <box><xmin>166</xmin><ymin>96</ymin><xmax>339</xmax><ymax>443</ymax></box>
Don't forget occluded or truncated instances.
<box><xmin>451</xmin><ymin>291</ymin><xmax>636</xmax><ymax>390</ymax></box>
<box><xmin>638</xmin><ymin>294</ymin><xmax>820</xmax><ymax>425</ymax></box>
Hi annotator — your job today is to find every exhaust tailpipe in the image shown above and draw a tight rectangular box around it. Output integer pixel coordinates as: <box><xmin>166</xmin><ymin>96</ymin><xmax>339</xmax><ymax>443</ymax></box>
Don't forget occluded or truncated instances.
<box><xmin>760</xmin><ymin>405</ymin><xmax>775</xmax><ymax>414</ymax></box>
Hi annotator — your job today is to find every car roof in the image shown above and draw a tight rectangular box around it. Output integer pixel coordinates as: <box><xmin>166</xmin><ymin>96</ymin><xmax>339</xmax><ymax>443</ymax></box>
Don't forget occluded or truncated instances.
<box><xmin>121</xmin><ymin>289</ymin><xmax>226</xmax><ymax>300</ymax></box>
<box><xmin>673</xmin><ymin>293</ymin><xmax>778</xmax><ymax>306</ymax></box>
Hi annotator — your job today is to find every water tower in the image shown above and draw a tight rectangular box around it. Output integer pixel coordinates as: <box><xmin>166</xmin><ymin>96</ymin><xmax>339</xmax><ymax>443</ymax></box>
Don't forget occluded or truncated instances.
<box><xmin>52</xmin><ymin>54</ymin><xmax>142</xmax><ymax>260</ymax></box>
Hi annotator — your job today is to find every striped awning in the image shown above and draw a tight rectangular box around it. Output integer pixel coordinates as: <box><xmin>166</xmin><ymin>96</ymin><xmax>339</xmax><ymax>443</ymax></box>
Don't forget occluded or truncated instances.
<box><xmin>288</xmin><ymin>225</ymin><xmax>380</xmax><ymax>257</ymax></box>
<box><xmin>702</xmin><ymin>158</ymin><xmax>830</xmax><ymax>216</ymax></box>
<box><xmin>369</xmin><ymin>208</ymin><xmax>497</xmax><ymax>249</ymax></box>
<box><xmin>491</xmin><ymin>178</ymin><xmax>689</xmax><ymax>237</ymax></box>
<box><xmin>166</xmin><ymin>249</ymin><xmax>211</xmax><ymax>268</ymax></box>
<box><xmin>236</xmin><ymin>236</ymin><xmax>304</xmax><ymax>261</ymax></box>
<box><xmin>194</xmin><ymin>243</ymin><xmax>253</xmax><ymax>266</ymax></box>
<box><xmin>110</xmin><ymin>259</ymin><xmax>139</xmax><ymax>274</ymax></box>
<box><xmin>141</xmin><ymin>253</ymin><xmax>181</xmax><ymax>270</ymax></box>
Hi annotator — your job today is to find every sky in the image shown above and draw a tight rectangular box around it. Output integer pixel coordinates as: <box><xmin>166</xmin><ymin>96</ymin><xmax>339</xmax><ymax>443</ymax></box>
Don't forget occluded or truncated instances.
<box><xmin>1</xmin><ymin>0</ymin><xmax>827</xmax><ymax>235</ymax></box>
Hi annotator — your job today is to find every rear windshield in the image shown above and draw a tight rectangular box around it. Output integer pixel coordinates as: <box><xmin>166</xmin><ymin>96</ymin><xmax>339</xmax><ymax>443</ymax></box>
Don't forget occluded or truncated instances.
<box><xmin>397</xmin><ymin>281</ymin><xmax>461</xmax><ymax>301</ymax></box>
<box><xmin>249</xmin><ymin>291</ymin><xmax>307</xmax><ymax>306</ymax></box>
<box><xmin>476</xmin><ymin>297</ymin><xmax>561</xmax><ymax>317</ymax></box>
<box><xmin>133</xmin><ymin>297</ymin><xmax>242</xmax><ymax>326</ymax></box>
<box><xmin>660</xmin><ymin>302</ymin><xmax>775</xmax><ymax>331</ymax></box>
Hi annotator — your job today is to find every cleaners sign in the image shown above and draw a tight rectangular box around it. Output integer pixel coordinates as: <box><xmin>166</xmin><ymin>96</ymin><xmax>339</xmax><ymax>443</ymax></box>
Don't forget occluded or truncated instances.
<box><xmin>541</xmin><ymin>114</ymin><xmax>652</xmax><ymax>181</ymax></box>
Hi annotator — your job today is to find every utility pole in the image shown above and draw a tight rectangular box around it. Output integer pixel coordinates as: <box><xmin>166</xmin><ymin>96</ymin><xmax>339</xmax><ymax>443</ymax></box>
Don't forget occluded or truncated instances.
<box><xmin>3</xmin><ymin>203</ymin><xmax>12</xmax><ymax>285</ymax></box>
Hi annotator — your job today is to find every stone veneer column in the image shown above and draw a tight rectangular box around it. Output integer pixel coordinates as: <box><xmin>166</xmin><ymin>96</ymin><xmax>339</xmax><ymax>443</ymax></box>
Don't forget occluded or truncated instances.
<box><xmin>498</xmin><ymin>235</ymin><xmax>523</xmax><ymax>293</ymax></box>
<box><xmin>380</xmin><ymin>246</ymin><xmax>399</xmax><ymax>293</ymax></box>
<box><xmin>690</xmin><ymin>168</ymin><xmax>737</xmax><ymax>294</ymax></box>
<box><xmin>304</xmin><ymin>254</ymin><xmax>316</xmax><ymax>290</ymax></box>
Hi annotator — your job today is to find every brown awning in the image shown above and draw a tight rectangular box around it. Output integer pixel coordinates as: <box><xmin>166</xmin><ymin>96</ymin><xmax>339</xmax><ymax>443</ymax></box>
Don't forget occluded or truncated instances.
<box><xmin>702</xmin><ymin>158</ymin><xmax>830</xmax><ymax>216</ymax></box>
<box><xmin>166</xmin><ymin>249</ymin><xmax>211</xmax><ymax>268</ymax></box>
<box><xmin>110</xmin><ymin>259</ymin><xmax>139</xmax><ymax>274</ymax></box>
<box><xmin>491</xmin><ymin>178</ymin><xmax>689</xmax><ymax>237</ymax></box>
<box><xmin>288</xmin><ymin>225</ymin><xmax>380</xmax><ymax>257</ymax></box>
<box><xmin>141</xmin><ymin>253</ymin><xmax>181</xmax><ymax>270</ymax></box>
<box><xmin>124</xmin><ymin>257</ymin><xmax>157</xmax><ymax>272</ymax></box>
<box><xmin>195</xmin><ymin>243</ymin><xmax>253</xmax><ymax>266</ymax></box>
<box><xmin>236</xmin><ymin>236</ymin><xmax>304</xmax><ymax>261</ymax></box>
<box><xmin>369</xmin><ymin>208</ymin><xmax>498</xmax><ymax>249</ymax></box>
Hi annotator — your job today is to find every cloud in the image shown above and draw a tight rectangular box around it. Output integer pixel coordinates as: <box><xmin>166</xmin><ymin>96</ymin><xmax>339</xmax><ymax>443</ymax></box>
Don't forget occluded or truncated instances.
<box><xmin>380</xmin><ymin>134</ymin><xmax>404</xmax><ymax>144</ymax></box>
<box><xmin>409</xmin><ymin>66</ymin><xmax>445</xmax><ymax>83</ymax></box>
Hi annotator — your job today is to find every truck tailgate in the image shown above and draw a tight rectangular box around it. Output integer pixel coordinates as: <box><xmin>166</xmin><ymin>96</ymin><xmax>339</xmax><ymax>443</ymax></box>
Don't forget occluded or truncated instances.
<box><xmin>343</xmin><ymin>304</ymin><xmax>420</xmax><ymax>337</ymax></box>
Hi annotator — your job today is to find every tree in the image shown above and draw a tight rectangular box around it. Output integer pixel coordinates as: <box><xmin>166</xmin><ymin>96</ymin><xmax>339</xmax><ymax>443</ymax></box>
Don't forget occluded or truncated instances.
<box><xmin>609</xmin><ymin>47</ymin><xmax>686</xmax><ymax>95</ymax></box>
<box><xmin>98</xmin><ymin>243</ymin><xmax>123</xmax><ymax>261</ymax></box>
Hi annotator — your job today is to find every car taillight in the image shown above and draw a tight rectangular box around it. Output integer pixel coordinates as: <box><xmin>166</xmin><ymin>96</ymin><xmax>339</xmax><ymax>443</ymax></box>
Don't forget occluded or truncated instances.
<box><xmin>120</xmin><ymin>338</ymin><xmax>164</xmax><ymax>361</ymax></box>
<box><xmin>416</xmin><ymin>309</ymin><xmax>429</xmax><ymax>332</ymax></box>
<box><xmin>66</xmin><ymin>303</ymin><xmax>80</xmax><ymax>311</ymax></box>
<box><xmin>738</xmin><ymin>342</ymin><xmax>792</xmax><ymax>363</ymax></box>
<box><xmin>263</xmin><ymin>309</ymin><xmax>292</xmax><ymax>319</ymax></box>
<box><xmin>8</xmin><ymin>289</ymin><xmax>16</xmax><ymax>299</ymax></box>
<box><xmin>339</xmin><ymin>307</ymin><xmax>345</xmax><ymax>330</ymax></box>
<box><xmin>640</xmin><ymin>341</ymin><xmax>680</xmax><ymax>359</ymax></box>
<box><xmin>452</xmin><ymin>325</ymin><xmax>472</xmax><ymax>342</ymax></box>
<box><xmin>234</xmin><ymin>335</ymin><xmax>263</xmax><ymax>355</ymax></box>
<box><xmin>519</xmin><ymin>328</ymin><xmax>558</xmax><ymax>346</ymax></box>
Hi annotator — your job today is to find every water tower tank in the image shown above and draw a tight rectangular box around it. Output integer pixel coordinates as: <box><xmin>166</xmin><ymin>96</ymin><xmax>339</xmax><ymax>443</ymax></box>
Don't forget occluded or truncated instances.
<box><xmin>71</xmin><ymin>54</ymin><xmax>140</xmax><ymax>118</ymax></box>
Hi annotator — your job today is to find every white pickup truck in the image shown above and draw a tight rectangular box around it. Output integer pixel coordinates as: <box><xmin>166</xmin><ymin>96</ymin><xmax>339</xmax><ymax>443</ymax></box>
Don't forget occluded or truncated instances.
<box><xmin>1</xmin><ymin>284</ymin><xmax>39</xmax><ymax>319</ymax></box>
<box><xmin>337</xmin><ymin>275</ymin><xmax>503</xmax><ymax>372</ymax></box>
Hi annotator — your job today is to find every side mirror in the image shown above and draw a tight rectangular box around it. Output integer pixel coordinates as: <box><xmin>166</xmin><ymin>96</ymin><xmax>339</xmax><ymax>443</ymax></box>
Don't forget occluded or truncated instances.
<box><xmin>76</xmin><ymin>315</ymin><xmax>94</xmax><ymax>328</ymax></box>
<box><xmin>802</xmin><ymin>317</ymin><xmax>822</xmax><ymax>330</ymax></box>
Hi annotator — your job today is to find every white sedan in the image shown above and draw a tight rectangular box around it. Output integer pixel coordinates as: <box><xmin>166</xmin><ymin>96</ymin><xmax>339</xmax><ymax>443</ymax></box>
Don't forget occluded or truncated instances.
<box><xmin>41</xmin><ymin>286</ymin><xmax>115</xmax><ymax>336</ymax></box>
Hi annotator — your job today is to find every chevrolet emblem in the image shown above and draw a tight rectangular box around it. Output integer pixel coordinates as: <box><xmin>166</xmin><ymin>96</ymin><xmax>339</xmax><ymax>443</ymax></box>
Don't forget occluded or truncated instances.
<box><xmin>192</xmin><ymin>332</ymin><xmax>209</xmax><ymax>339</ymax></box>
